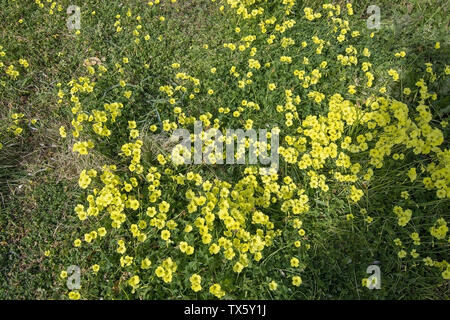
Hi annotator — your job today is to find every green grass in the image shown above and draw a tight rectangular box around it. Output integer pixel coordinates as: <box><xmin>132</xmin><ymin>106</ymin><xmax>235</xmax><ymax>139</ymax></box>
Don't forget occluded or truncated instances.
<box><xmin>0</xmin><ymin>0</ymin><xmax>448</xmax><ymax>299</ymax></box>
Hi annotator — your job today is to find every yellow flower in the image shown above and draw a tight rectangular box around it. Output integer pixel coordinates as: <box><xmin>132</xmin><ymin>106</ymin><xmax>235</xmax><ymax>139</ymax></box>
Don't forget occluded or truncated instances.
<box><xmin>209</xmin><ymin>284</ymin><xmax>225</xmax><ymax>298</ymax></box>
<box><xmin>388</xmin><ymin>69</ymin><xmax>399</xmax><ymax>81</ymax></box>
<box><xmin>98</xmin><ymin>227</ymin><xmax>107</xmax><ymax>237</ymax></box>
<box><xmin>362</xmin><ymin>278</ymin><xmax>368</xmax><ymax>287</ymax></box>
<box><xmin>442</xmin><ymin>267</ymin><xmax>450</xmax><ymax>280</ymax></box>
<box><xmin>59</xmin><ymin>126</ymin><xmax>67</xmax><ymax>138</ymax></box>
<box><xmin>161</xmin><ymin>229</ymin><xmax>171</xmax><ymax>241</ymax></box>
<box><xmin>348</xmin><ymin>85</ymin><xmax>356</xmax><ymax>95</ymax></box>
<box><xmin>190</xmin><ymin>274</ymin><xmax>202</xmax><ymax>292</ymax></box>
<box><xmin>190</xmin><ymin>274</ymin><xmax>201</xmax><ymax>284</ymax></box>
<box><xmin>186</xmin><ymin>246</ymin><xmax>194</xmax><ymax>255</ymax></box>
<box><xmin>68</xmin><ymin>291</ymin><xmax>81</xmax><ymax>300</ymax></box>
<box><xmin>155</xmin><ymin>266</ymin><xmax>166</xmax><ymax>278</ymax></box>
<box><xmin>292</xmin><ymin>276</ymin><xmax>302</xmax><ymax>286</ymax></box>
<box><xmin>128</xmin><ymin>275</ymin><xmax>140</xmax><ymax>288</ymax></box>
<box><xmin>398</xmin><ymin>250</ymin><xmax>407</xmax><ymax>258</ymax></box>
<box><xmin>233</xmin><ymin>262</ymin><xmax>244</xmax><ymax>273</ymax></box>
<box><xmin>191</xmin><ymin>283</ymin><xmax>202</xmax><ymax>292</ymax></box>
<box><xmin>74</xmin><ymin>239</ymin><xmax>81</xmax><ymax>247</ymax></box>
<box><xmin>209</xmin><ymin>243</ymin><xmax>220</xmax><ymax>255</ymax></box>
<box><xmin>269</xmin><ymin>280</ymin><xmax>278</xmax><ymax>291</ymax></box>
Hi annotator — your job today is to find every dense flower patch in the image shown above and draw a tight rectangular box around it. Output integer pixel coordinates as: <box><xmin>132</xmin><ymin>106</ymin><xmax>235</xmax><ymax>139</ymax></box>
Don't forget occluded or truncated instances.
<box><xmin>2</xmin><ymin>0</ymin><xmax>447</xmax><ymax>299</ymax></box>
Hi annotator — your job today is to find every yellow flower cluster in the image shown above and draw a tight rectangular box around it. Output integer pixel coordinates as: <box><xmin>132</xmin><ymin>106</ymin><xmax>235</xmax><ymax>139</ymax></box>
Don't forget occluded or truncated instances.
<box><xmin>56</xmin><ymin>0</ymin><xmax>449</xmax><ymax>301</ymax></box>
<box><xmin>190</xmin><ymin>274</ymin><xmax>202</xmax><ymax>292</ymax></box>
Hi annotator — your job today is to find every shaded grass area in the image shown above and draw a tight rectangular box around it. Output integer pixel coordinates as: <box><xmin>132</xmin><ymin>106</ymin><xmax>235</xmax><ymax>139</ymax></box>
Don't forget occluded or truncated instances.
<box><xmin>0</xmin><ymin>181</ymin><xmax>79</xmax><ymax>299</ymax></box>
